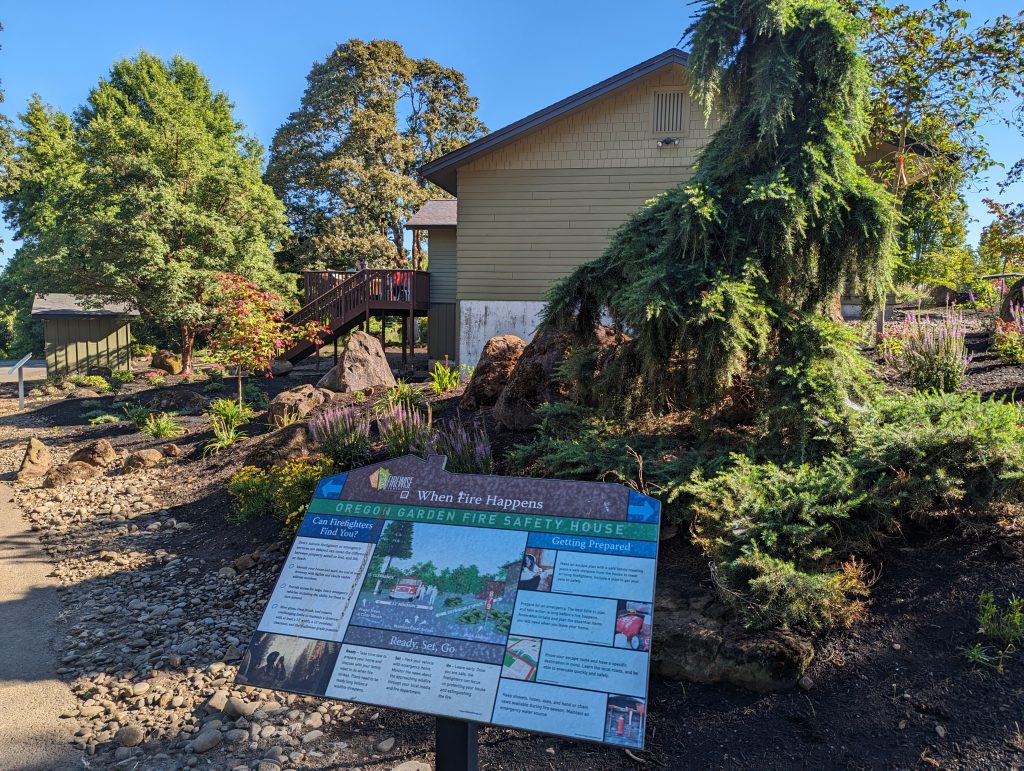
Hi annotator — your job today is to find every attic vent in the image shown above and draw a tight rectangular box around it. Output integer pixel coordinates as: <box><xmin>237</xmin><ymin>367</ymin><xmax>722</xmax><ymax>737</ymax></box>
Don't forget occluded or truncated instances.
<box><xmin>653</xmin><ymin>90</ymin><xmax>687</xmax><ymax>134</ymax></box>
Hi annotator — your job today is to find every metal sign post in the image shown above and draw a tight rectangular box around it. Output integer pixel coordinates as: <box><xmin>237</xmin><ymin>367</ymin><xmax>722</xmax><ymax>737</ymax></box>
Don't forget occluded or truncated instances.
<box><xmin>7</xmin><ymin>353</ymin><xmax>33</xmax><ymax>410</ymax></box>
<box><xmin>435</xmin><ymin>718</ymin><xmax>478</xmax><ymax>771</ymax></box>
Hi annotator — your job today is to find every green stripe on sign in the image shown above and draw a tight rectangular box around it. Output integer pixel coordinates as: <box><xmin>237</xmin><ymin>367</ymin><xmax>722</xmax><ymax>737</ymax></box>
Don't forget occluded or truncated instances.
<box><xmin>306</xmin><ymin>498</ymin><xmax>659</xmax><ymax>541</ymax></box>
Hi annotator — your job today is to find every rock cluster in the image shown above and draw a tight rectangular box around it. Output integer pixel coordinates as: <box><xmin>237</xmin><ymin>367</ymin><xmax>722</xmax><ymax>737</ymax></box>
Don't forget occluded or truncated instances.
<box><xmin>4</xmin><ymin>428</ymin><xmax>419</xmax><ymax>770</ymax></box>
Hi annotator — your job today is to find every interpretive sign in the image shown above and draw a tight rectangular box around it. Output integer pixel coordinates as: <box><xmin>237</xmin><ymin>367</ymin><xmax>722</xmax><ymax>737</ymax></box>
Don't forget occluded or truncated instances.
<box><xmin>237</xmin><ymin>454</ymin><xmax>660</xmax><ymax>749</ymax></box>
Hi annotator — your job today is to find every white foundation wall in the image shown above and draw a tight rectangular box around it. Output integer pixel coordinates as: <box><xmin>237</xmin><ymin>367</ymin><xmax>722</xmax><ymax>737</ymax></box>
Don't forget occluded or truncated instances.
<box><xmin>458</xmin><ymin>300</ymin><xmax>546</xmax><ymax>367</ymax></box>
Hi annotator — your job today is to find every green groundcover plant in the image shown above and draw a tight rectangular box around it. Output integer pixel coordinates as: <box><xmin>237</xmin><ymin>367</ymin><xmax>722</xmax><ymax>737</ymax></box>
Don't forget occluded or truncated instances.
<box><xmin>511</xmin><ymin>390</ymin><xmax>1024</xmax><ymax>633</ymax></box>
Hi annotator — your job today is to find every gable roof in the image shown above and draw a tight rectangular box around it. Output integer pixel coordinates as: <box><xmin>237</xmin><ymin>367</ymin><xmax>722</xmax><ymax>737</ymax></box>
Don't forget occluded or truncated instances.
<box><xmin>419</xmin><ymin>48</ymin><xmax>690</xmax><ymax>196</ymax></box>
<box><xmin>405</xmin><ymin>199</ymin><xmax>457</xmax><ymax>229</ymax></box>
<box><xmin>31</xmin><ymin>294</ymin><xmax>138</xmax><ymax>318</ymax></box>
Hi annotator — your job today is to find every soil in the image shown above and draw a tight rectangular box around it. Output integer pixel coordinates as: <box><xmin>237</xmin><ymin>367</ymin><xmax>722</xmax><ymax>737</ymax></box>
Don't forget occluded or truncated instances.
<box><xmin>1</xmin><ymin>348</ymin><xmax>1022</xmax><ymax>769</ymax></box>
<box><xmin>878</xmin><ymin>305</ymin><xmax>1024</xmax><ymax>400</ymax></box>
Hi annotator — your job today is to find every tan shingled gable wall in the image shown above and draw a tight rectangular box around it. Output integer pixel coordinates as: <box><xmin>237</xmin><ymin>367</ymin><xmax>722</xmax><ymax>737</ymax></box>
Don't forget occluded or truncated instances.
<box><xmin>455</xmin><ymin>63</ymin><xmax>720</xmax><ymax>301</ymax></box>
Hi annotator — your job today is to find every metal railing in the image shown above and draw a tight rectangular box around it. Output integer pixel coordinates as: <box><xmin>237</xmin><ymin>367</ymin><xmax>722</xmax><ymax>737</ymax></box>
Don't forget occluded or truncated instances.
<box><xmin>7</xmin><ymin>352</ymin><xmax>33</xmax><ymax>409</ymax></box>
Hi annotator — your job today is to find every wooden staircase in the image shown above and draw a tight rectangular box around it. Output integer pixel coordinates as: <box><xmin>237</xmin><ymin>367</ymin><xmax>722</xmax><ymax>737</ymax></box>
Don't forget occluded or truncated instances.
<box><xmin>282</xmin><ymin>269</ymin><xmax>430</xmax><ymax>364</ymax></box>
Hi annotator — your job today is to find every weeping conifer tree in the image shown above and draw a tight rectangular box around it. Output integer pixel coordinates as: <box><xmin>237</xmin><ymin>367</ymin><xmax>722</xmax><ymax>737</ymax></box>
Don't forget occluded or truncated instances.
<box><xmin>545</xmin><ymin>0</ymin><xmax>896</xmax><ymax>446</ymax></box>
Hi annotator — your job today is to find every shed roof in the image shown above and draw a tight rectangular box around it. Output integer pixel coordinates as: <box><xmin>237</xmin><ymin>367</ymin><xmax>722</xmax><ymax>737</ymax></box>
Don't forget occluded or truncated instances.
<box><xmin>405</xmin><ymin>199</ymin><xmax>458</xmax><ymax>229</ymax></box>
<box><xmin>419</xmin><ymin>48</ymin><xmax>690</xmax><ymax>195</ymax></box>
<box><xmin>31</xmin><ymin>294</ymin><xmax>138</xmax><ymax>318</ymax></box>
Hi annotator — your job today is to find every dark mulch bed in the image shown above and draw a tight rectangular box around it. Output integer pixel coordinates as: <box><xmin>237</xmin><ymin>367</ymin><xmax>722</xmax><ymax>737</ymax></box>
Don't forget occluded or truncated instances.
<box><xmin>5</xmin><ymin>340</ymin><xmax>1024</xmax><ymax>768</ymax></box>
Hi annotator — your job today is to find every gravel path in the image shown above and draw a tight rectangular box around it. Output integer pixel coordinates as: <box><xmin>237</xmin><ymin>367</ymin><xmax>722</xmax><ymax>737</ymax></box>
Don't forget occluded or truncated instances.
<box><xmin>0</xmin><ymin>481</ymin><xmax>81</xmax><ymax>770</ymax></box>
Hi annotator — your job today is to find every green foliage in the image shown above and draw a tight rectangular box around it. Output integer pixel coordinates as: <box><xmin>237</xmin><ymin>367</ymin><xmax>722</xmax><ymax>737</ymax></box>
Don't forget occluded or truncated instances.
<box><xmin>759</xmin><ymin>318</ymin><xmax>877</xmax><ymax>455</ymax></box>
<box><xmin>123</xmin><ymin>403</ymin><xmax>150</xmax><ymax>428</ymax></box>
<box><xmin>227</xmin><ymin>456</ymin><xmax>333</xmax><ymax>533</ymax></box>
<box><xmin>68</xmin><ymin>374</ymin><xmax>112</xmax><ymax>393</ymax></box>
<box><xmin>686</xmin><ymin>390</ymin><xmax>1024</xmax><ymax>631</ymax></box>
<box><xmin>203</xmin><ymin>381</ymin><xmax>225</xmax><ymax>393</ymax></box>
<box><xmin>87</xmin><ymin>413</ymin><xmax>122</xmax><ymax>425</ymax></box>
<box><xmin>897</xmin><ymin>314</ymin><xmax>970</xmax><ymax>392</ymax></box>
<box><xmin>226</xmin><ymin>466</ymin><xmax>276</xmax><ymax>522</ymax></box>
<box><xmin>141</xmin><ymin>412</ymin><xmax>185</xmax><ymax>439</ymax></box>
<box><xmin>433</xmin><ymin>419</ymin><xmax>494</xmax><ymax>474</ymax></box>
<box><xmin>265</xmin><ymin>39</ymin><xmax>486</xmax><ymax>270</ymax></box>
<box><xmin>428</xmin><ymin>361</ymin><xmax>461</xmax><ymax>395</ymax></box>
<box><xmin>854</xmin><ymin>0</ymin><xmax>1024</xmax><ymax>192</ymax></box>
<box><xmin>994</xmin><ymin>305</ymin><xmax>1024</xmax><ymax>365</ymax></box>
<box><xmin>376</xmin><ymin>380</ymin><xmax>425</xmax><ymax>414</ymax></box>
<box><xmin>204</xmin><ymin>416</ymin><xmax>247</xmax><ymax>455</ymax></box>
<box><xmin>310</xmin><ymin>407</ymin><xmax>372</xmax><ymax>470</ymax></box>
<box><xmin>377</xmin><ymin>404</ymin><xmax>433</xmax><ymax>457</ymax></box>
<box><xmin>2</xmin><ymin>53</ymin><xmax>290</xmax><ymax>371</ymax></box>
<box><xmin>207</xmin><ymin>397</ymin><xmax>255</xmax><ymax>429</ymax></box>
<box><xmin>966</xmin><ymin>591</ymin><xmax>1024</xmax><ymax>674</ymax></box>
<box><xmin>206</xmin><ymin>273</ymin><xmax>325</xmax><ymax>404</ymax></box>
<box><xmin>109</xmin><ymin>370</ymin><xmax>134</xmax><ymax>388</ymax></box>
<box><xmin>543</xmin><ymin>0</ymin><xmax>895</xmax><ymax>435</ymax></box>
<box><xmin>243</xmin><ymin>382</ymin><xmax>269</xmax><ymax>408</ymax></box>
<box><xmin>131</xmin><ymin>341</ymin><xmax>157</xmax><ymax>358</ymax></box>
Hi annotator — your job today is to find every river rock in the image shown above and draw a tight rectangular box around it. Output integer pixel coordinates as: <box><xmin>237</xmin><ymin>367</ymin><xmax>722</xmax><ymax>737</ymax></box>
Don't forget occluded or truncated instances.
<box><xmin>150</xmin><ymin>350</ymin><xmax>183</xmax><ymax>375</ymax></box>
<box><xmin>316</xmin><ymin>331</ymin><xmax>396</xmax><ymax>393</ymax></box>
<box><xmin>269</xmin><ymin>359</ymin><xmax>293</xmax><ymax>377</ymax></box>
<box><xmin>651</xmin><ymin>591</ymin><xmax>813</xmax><ymax>692</ymax></box>
<box><xmin>191</xmin><ymin>729</ymin><xmax>222</xmax><ymax>753</ymax></box>
<box><xmin>242</xmin><ymin>423</ymin><xmax>315</xmax><ymax>469</ymax></box>
<box><xmin>460</xmin><ymin>335</ymin><xmax>526</xmax><ymax>410</ymax></box>
<box><xmin>43</xmin><ymin>461</ymin><xmax>100</xmax><ymax>488</ymax></box>
<box><xmin>125</xmin><ymin>449</ymin><xmax>165</xmax><ymax>470</ymax></box>
<box><xmin>16</xmin><ymin>437</ymin><xmax>51</xmax><ymax>480</ymax></box>
<box><xmin>147</xmin><ymin>388</ymin><xmax>206</xmax><ymax>415</ymax></box>
<box><xmin>114</xmin><ymin>724</ymin><xmax>145</xmax><ymax>747</ymax></box>
<box><xmin>268</xmin><ymin>384</ymin><xmax>330</xmax><ymax>424</ymax></box>
<box><xmin>69</xmin><ymin>439</ymin><xmax>118</xmax><ymax>468</ymax></box>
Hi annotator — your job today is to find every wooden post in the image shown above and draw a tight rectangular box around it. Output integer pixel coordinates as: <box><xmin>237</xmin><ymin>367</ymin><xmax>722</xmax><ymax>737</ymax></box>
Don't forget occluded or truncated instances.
<box><xmin>402</xmin><ymin>315</ymin><xmax>408</xmax><ymax>363</ymax></box>
<box><xmin>333</xmin><ymin>333</ymin><xmax>339</xmax><ymax>365</ymax></box>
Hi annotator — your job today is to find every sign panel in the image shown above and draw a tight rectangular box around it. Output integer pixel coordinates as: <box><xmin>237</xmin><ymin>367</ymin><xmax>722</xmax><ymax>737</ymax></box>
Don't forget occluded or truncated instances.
<box><xmin>237</xmin><ymin>455</ymin><xmax>660</xmax><ymax>749</ymax></box>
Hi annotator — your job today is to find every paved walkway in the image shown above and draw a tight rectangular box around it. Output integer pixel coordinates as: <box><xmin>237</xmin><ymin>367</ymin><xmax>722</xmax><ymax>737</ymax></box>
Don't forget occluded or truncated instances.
<box><xmin>0</xmin><ymin>483</ymin><xmax>81</xmax><ymax>770</ymax></box>
<box><xmin>0</xmin><ymin>359</ymin><xmax>46</xmax><ymax>385</ymax></box>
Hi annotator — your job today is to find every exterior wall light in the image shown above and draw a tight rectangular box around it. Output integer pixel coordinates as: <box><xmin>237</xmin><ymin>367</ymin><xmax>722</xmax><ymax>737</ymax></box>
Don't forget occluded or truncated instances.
<box><xmin>656</xmin><ymin>137</ymin><xmax>679</xmax><ymax>147</ymax></box>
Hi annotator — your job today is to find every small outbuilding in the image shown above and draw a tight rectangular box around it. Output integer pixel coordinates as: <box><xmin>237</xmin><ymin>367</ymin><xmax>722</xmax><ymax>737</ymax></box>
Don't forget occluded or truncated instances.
<box><xmin>31</xmin><ymin>294</ymin><xmax>138</xmax><ymax>377</ymax></box>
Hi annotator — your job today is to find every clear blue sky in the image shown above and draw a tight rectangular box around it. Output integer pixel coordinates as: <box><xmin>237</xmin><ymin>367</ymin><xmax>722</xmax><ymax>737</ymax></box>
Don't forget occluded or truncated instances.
<box><xmin>0</xmin><ymin>0</ymin><xmax>1019</xmax><ymax>260</ymax></box>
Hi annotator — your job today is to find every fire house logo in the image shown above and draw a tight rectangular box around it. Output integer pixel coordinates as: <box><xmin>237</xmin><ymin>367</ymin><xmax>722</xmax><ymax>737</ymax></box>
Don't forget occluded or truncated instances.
<box><xmin>369</xmin><ymin>467</ymin><xmax>413</xmax><ymax>492</ymax></box>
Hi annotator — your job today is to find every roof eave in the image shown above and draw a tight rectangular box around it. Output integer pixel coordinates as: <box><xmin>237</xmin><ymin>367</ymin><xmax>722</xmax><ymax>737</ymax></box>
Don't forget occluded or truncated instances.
<box><xmin>419</xmin><ymin>48</ymin><xmax>690</xmax><ymax>196</ymax></box>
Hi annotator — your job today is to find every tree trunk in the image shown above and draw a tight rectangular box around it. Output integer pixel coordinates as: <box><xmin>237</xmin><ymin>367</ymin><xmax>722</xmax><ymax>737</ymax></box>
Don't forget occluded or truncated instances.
<box><xmin>180</xmin><ymin>325</ymin><xmax>195</xmax><ymax>374</ymax></box>
<box><xmin>236</xmin><ymin>359</ymin><xmax>245</xmax><ymax>407</ymax></box>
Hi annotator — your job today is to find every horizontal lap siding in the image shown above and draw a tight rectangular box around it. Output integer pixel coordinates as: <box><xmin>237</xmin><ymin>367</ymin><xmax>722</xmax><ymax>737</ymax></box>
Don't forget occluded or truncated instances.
<box><xmin>426</xmin><ymin>229</ymin><xmax>457</xmax><ymax>303</ymax></box>
<box><xmin>455</xmin><ymin>63</ymin><xmax>717</xmax><ymax>302</ymax></box>
<box><xmin>456</xmin><ymin>167</ymin><xmax>692</xmax><ymax>300</ymax></box>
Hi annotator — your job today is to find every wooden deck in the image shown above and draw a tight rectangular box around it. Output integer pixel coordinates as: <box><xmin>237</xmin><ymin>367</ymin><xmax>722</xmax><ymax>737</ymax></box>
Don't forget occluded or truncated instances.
<box><xmin>283</xmin><ymin>269</ymin><xmax>429</xmax><ymax>364</ymax></box>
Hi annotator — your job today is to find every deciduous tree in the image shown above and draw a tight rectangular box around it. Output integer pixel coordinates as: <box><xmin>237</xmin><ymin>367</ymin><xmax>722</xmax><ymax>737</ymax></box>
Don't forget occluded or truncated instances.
<box><xmin>206</xmin><ymin>273</ymin><xmax>326</xmax><ymax>404</ymax></box>
<box><xmin>265</xmin><ymin>39</ymin><xmax>486</xmax><ymax>272</ymax></box>
<box><xmin>2</xmin><ymin>53</ymin><xmax>291</xmax><ymax>371</ymax></box>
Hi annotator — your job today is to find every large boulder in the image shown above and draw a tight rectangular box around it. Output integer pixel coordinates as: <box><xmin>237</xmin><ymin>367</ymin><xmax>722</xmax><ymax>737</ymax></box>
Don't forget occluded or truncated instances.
<box><xmin>243</xmin><ymin>423</ymin><xmax>316</xmax><ymax>469</ymax></box>
<box><xmin>43</xmin><ymin>461</ymin><xmax>101</xmax><ymax>488</ymax></box>
<box><xmin>316</xmin><ymin>331</ymin><xmax>396</xmax><ymax>393</ymax></box>
<box><xmin>652</xmin><ymin>592</ymin><xmax>813</xmax><ymax>692</ymax></box>
<box><xmin>69</xmin><ymin>439</ymin><xmax>118</xmax><ymax>468</ymax></box>
<box><xmin>460</xmin><ymin>335</ymin><xmax>526</xmax><ymax>410</ymax></box>
<box><xmin>492</xmin><ymin>326</ymin><xmax>574</xmax><ymax>430</ymax></box>
<box><xmin>269</xmin><ymin>359</ymin><xmax>293</xmax><ymax>377</ymax></box>
<box><xmin>150</xmin><ymin>350</ymin><xmax>184</xmax><ymax>375</ymax></box>
<box><xmin>148</xmin><ymin>388</ymin><xmax>206</xmax><ymax>415</ymax></box>
<box><xmin>16</xmin><ymin>438</ymin><xmax>51</xmax><ymax>480</ymax></box>
<box><xmin>268</xmin><ymin>384</ymin><xmax>329</xmax><ymax>424</ymax></box>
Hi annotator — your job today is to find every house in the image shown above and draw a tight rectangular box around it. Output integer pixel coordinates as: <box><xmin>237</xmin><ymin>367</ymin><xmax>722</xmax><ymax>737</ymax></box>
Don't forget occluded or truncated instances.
<box><xmin>409</xmin><ymin>48</ymin><xmax>718</xmax><ymax>365</ymax></box>
<box><xmin>409</xmin><ymin>48</ymin><xmax>920</xmax><ymax>366</ymax></box>
<box><xmin>31</xmin><ymin>294</ymin><xmax>138</xmax><ymax>377</ymax></box>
